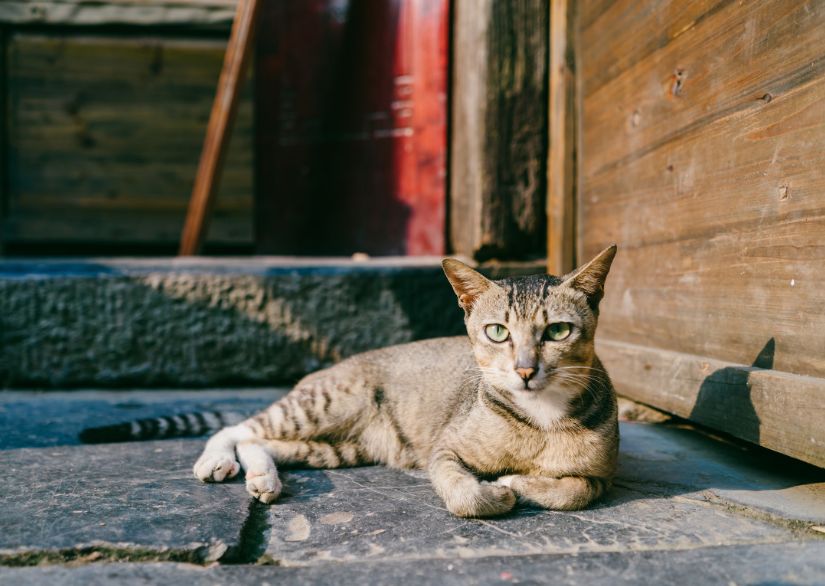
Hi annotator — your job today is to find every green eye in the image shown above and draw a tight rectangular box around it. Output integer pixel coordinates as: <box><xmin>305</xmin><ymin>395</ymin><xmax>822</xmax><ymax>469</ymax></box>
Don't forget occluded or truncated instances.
<box><xmin>484</xmin><ymin>324</ymin><xmax>510</xmax><ymax>343</ymax></box>
<box><xmin>545</xmin><ymin>322</ymin><xmax>571</xmax><ymax>341</ymax></box>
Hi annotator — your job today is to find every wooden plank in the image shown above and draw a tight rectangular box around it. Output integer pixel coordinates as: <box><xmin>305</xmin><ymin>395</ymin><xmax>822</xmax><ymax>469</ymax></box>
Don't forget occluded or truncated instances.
<box><xmin>579</xmin><ymin>0</ymin><xmax>726</xmax><ymax>99</ymax></box>
<box><xmin>576</xmin><ymin>0</ymin><xmax>825</xmax><ymax>460</ymax></box>
<box><xmin>0</xmin><ymin>1</ymin><xmax>237</xmax><ymax>27</ymax></box>
<box><xmin>581</xmin><ymin>66</ymin><xmax>825</xmax><ymax>379</ymax></box>
<box><xmin>598</xmin><ymin>339</ymin><xmax>825</xmax><ymax>468</ymax></box>
<box><xmin>4</xmin><ymin>208</ymin><xmax>251</xmax><ymax>244</ymax></box>
<box><xmin>179</xmin><ymin>0</ymin><xmax>258</xmax><ymax>255</ymax></box>
<box><xmin>5</xmin><ymin>34</ymin><xmax>253</xmax><ymax>246</ymax></box>
<box><xmin>450</xmin><ymin>0</ymin><xmax>548</xmax><ymax>260</ymax></box>
<box><xmin>582</xmin><ymin>0</ymin><xmax>825</xmax><ymax>180</ymax></box>
<box><xmin>546</xmin><ymin>0</ymin><xmax>576</xmax><ymax>275</ymax></box>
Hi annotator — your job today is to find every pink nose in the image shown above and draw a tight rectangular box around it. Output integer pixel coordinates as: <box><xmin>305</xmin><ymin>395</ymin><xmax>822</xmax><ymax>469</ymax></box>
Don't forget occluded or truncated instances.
<box><xmin>515</xmin><ymin>367</ymin><xmax>536</xmax><ymax>381</ymax></box>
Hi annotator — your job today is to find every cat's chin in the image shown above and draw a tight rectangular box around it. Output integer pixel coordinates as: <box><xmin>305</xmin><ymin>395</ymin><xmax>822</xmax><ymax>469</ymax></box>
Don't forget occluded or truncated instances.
<box><xmin>506</xmin><ymin>380</ymin><xmax>548</xmax><ymax>395</ymax></box>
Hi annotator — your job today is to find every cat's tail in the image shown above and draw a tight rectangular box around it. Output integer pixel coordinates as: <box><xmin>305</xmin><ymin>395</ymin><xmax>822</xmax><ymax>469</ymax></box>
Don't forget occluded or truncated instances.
<box><xmin>78</xmin><ymin>411</ymin><xmax>247</xmax><ymax>444</ymax></box>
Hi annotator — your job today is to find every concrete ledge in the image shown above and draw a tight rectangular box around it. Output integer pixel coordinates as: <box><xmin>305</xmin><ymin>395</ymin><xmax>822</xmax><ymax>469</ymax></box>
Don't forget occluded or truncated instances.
<box><xmin>0</xmin><ymin>257</ymin><xmax>542</xmax><ymax>388</ymax></box>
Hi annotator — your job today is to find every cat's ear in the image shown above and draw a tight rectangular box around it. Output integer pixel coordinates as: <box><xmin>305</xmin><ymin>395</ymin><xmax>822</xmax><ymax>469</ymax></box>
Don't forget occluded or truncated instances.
<box><xmin>562</xmin><ymin>244</ymin><xmax>617</xmax><ymax>309</ymax></box>
<box><xmin>442</xmin><ymin>259</ymin><xmax>494</xmax><ymax>313</ymax></box>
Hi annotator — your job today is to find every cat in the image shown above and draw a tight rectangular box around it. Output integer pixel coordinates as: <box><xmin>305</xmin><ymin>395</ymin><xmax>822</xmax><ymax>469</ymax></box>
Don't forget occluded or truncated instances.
<box><xmin>190</xmin><ymin>245</ymin><xmax>619</xmax><ymax>518</ymax></box>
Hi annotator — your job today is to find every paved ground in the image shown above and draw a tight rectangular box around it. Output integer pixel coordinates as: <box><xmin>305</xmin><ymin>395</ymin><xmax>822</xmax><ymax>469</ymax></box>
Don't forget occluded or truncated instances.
<box><xmin>1</xmin><ymin>389</ymin><xmax>823</xmax><ymax>585</ymax></box>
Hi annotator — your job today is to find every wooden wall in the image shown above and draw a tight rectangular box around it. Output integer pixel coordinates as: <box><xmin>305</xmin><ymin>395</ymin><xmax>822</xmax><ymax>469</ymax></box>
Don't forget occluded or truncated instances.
<box><xmin>576</xmin><ymin>0</ymin><xmax>825</xmax><ymax>466</ymax></box>
<box><xmin>0</xmin><ymin>1</ymin><xmax>253</xmax><ymax>252</ymax></box>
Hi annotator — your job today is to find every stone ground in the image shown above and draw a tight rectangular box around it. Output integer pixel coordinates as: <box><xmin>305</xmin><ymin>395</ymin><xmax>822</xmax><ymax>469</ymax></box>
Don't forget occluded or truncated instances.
<box><xmin>1</xmin><ymin>389</ymin><xmax>824</xmax><ymax>585</ymax></box>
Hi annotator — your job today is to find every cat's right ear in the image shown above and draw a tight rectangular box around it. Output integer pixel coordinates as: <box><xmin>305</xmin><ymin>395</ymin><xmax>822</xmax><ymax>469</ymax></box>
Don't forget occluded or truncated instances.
<box><xmin>561</xmin><ymin>244</ymin><xmax>617</xmax><ymax>310</ymax></box>
<box><xmin>442</xmin><ymin>259</ymin><xmax>494</xmax><ymax>314</ymax></box>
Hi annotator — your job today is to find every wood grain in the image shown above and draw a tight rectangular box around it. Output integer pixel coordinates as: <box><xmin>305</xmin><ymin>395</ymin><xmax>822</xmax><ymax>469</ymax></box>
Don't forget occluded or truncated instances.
<box><xmin>0</xmin><ymin>0</ymin><xmax>237</xmax><ymax>26</ymax></box>
<box><xmin>580</xmin><ymin>0</ymin><xmax>727</xmax><ymax>99</ymax></box>
<box><xmin>5</xmin><ymin>34</ymin><xmax>253</xmax><ymax>246</ymax></box>
<box><xmin>582</xmin><ymin>0</ymin><xmax>825</xmax><ymax>179</ymax></box>
<box><xmin>598</xmin><ymin>339</ymin><xmax>825</xmax><ymax>468</ymax></box>
<box><xmin>577</xmin><ymin>0</ymin><xmax>825</xmax><ymax>460</ymax></box>
<box><xmin>546</xmin><ymin>0</ymin><xmax>576</xmax><ymax>275</ymax></box>
<box><xmin>450</xmin><ymin>0</ymin><xmax>548</xmax><ymax>261</ymax></box>
<box><xmin>581</xmin><ymin>40</ymin><xmax>825</xmax><ymax>379</ymax></box>
<box><xmin>179</xmin><ymin>0</ymin><xmax>258</xmax><ymax>255</ymax></box>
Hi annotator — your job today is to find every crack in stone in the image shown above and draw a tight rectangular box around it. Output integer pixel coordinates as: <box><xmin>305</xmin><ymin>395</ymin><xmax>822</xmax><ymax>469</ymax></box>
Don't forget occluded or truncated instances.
<box><xmin>219</xmin><ymin>499</ymin><xmax>273</xmax><ymax>565</ymax></box>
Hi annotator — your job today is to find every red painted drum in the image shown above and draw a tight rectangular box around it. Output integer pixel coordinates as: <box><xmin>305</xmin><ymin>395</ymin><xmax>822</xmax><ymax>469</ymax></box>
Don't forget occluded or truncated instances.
<box><xmin>255</xmin><ymin>0</ymin><xmax>448</xmax><ymax>255</ymax></box>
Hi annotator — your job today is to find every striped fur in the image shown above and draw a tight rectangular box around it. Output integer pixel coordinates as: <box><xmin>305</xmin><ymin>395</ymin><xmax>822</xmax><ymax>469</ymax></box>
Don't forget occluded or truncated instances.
<box><xmin>80</xmin><ymin>411</ymin><xmax>246</xmax><ymax>443</ymax></box>
<box><xmin>194</xmin><ymin>246</ymin><xmax>620</xmax><ymax>516</ymax></box>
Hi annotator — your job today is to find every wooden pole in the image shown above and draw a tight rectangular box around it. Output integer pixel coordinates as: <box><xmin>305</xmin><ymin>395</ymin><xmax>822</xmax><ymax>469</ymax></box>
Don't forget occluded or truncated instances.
<box><xmin>179</xmin><ymin>0</ymin><xmax>259</xmax><ymax>256</ymax></box>
<box><xmin>546</xmin><ymin>0</ymin><xmax>577</xmax><ymax>275</ymax></box>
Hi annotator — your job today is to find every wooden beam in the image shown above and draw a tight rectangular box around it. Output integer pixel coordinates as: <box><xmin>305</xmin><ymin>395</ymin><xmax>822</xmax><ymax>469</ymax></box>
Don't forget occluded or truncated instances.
<box><xmin>450</xmin><ymin>0</ymin><xmax>549</xmax><ymax>261</ymax></box>
<box><xmin>179</xmin><ymin>0</ymin><xmax>258</xmax><ymax>256</ymax></box>
<box><xmin>598</xmin><ymin>339</ymin><xmax>825</xmax><ymax>469</ymax></box>
<box><xmin>546</xmin><ymin>0</ymin><xmax>576</xmax><ymax>275</ymax></box>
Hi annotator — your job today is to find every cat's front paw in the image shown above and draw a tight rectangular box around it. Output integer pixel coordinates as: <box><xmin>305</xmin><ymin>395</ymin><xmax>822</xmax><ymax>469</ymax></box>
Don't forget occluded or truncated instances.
<box><xmin>245</xmin><ymin>469</ymin><xmax>282</xmax><ymax>504</ymax></box>
<box><xmin>445</xmin><ymin>483</ymin><xmax>516</xmax><ymax>518</ymax></box>
<box><xmin>494</xmin><ymin>475</ymin><xmax>517</xmax><ymax>488</ymax></box>
<box><xmin>193</xmin><ymin>452</ymin><xmax>240</xmax><ymax>482</ymax></box>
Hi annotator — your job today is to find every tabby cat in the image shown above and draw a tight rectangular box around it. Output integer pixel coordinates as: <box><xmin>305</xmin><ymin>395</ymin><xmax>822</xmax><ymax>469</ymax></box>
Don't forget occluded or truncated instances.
<box><xmin>191</xmin><ymin>245</ymin><xmax>619</xmax><ymax>518</ymax></box>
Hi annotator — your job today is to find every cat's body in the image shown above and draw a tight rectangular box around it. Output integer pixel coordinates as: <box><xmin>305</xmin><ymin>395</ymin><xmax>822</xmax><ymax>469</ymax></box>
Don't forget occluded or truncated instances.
<box><xmin>192</xmin><ymin>246</ymin><xmax>619</xmax><ymax>517</ymax></box>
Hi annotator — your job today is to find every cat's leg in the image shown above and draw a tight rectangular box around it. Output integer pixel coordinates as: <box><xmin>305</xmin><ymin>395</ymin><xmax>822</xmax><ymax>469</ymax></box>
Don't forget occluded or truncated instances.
<box><xmin>428</xmin><ymin>448</ymin><xmax>516</xmax><ymax>518</ymax></box>
<box><xmin>193</xmin><ymin>424</ymin><xmax>255</xmax><ymax>482</ymax></box>
<box><xmin>236</xmin><ymin>439</ymin><xmax>368</xmax><ymax>503</ymax></box>
<box><xmin>247</xmin><ymin>377</ymin><xmax>371</xmax><ymax>441</ymax></box>
<box><xmin>260</xmin><ymin>439</ymin><xmax>368</xmax><ymax>468</ymax></box>
<box><xmin>194</xmin><ymin>375</ymin><xmax>370</xmax><ymax>483</ymax></box>
<box><xmin>494</xmin><ymin>475</ymin><xmax>609</xmax><ymax>510</ymax></box>
<box><xmin>236</xmin><ymin>440</ymin><xmax>282</xmax><ymax>503</ymax></box>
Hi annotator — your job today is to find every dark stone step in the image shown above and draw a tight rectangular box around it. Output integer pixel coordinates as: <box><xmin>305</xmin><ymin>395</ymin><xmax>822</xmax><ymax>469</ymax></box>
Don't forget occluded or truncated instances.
<box><xmin>0</xmin><ymin>257</ymin><xmax>541</xmax><ymax>388</ymax></box>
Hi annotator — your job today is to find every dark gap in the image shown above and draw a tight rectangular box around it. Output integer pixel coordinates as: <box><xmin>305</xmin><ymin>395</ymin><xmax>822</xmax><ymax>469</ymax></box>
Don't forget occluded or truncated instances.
<box><xmin>220</xmin><ymin>499</ymin><xmax>272</xmax><ymax>565</ymax></box>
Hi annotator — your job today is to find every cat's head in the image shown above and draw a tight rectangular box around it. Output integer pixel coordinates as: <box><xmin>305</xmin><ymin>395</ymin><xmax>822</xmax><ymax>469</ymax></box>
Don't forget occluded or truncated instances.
<box><xmin>442</xmin><ymin>245</ymin><xmax>617</xmax><ymax>395</ymax></box>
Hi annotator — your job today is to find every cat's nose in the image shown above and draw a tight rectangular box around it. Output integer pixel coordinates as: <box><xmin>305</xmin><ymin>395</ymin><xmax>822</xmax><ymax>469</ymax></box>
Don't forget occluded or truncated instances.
<box><xmin>515</xmin><ymin>367</ymin><xmax>536</xmax><ymax>382</ymax></box>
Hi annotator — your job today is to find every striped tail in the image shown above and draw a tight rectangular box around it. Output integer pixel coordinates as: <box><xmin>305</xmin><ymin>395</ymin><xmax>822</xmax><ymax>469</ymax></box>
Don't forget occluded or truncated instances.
<box><xmin>78</xmin><ymin>411</ymin><xmax>246</xmax><ymax>444</ymax></box>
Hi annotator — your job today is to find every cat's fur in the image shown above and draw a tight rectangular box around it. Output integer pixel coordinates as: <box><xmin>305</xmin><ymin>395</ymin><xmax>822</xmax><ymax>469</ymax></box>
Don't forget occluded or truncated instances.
<box><xmin>193</xmin><ymin>245</ymin><xmax>619</xmax><ymax>517</ymax></box>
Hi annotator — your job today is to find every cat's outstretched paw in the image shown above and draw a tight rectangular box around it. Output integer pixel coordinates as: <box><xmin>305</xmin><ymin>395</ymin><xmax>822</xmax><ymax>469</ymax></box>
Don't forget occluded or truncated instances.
<box><xmin>445</xmin><ymin>483</ymin><xmax>516</xmax><ymax>518</ymax></box>
<box><xmin>245</xmin><ymin>469</ymin><xmax>282</xmax><ymax>504</ymax></box>
<box><xmin>193</xmin><ymin>452</ymin><xmax>240</xmax><ymax>482</ymax></box>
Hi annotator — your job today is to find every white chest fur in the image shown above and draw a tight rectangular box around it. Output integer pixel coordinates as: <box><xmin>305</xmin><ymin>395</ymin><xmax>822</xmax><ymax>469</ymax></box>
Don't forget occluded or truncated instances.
<box><xmin>512</xmin><ymin>388</ymin><xmax>571</xmax><ymax>429</ymax></box>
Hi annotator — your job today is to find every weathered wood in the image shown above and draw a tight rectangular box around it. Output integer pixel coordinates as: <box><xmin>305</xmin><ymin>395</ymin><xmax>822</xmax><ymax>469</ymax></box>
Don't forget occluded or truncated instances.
<box><xmin>581</xmin><ymin>40</ymin><xmax>825</xmax><ymax>380</ymax></box>
<box><xmin>450</xmin><ymin>0</ymin><xmax>548</xmax><ymax>261</ymax></box>
<box><xmin>546</xmin><ymin>0</ymin><xmax>576</xmax><ymax>275</ymax></box>
<box><xmin>580</xmin><ymin>0</ymin><xmax>727</xmax><ymax>99</ymax></box>
<box><xmin>582</xmin><ymin>0</ymin><xmax>825</xmax><ymax>179</ymax></box>
<box><xmin>5</xmin><ymin>34</ymin><xmax>253</xmax><ymax>246</ymax></box>
<box><xmin>598</xmin><ymin>339</ymin><xmax>825</xmax><ymax>469</ymax></box>
<box><xmin>179</xmin><ymin>0</ymin><xmax>258</xmax><ymax>255</ymax></box>
<box><xmin>4</xmin><ymin>208</ymin><xmax>251</xmax><ymax>244</ymax></box>
<box><xmin>576</xmin><ymin>0</ymin><xmax>825</xmax><ymax>461</ymax></box>
<box><xmin>0</xmin><ymin>0</ymin><xmax>237</xmax><ymax>27</ymax></box>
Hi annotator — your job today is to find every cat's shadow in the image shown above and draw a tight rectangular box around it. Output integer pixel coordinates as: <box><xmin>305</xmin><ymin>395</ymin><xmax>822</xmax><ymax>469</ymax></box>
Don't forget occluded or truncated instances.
<box><xmin>600</xmin><ymin>338</ymin><xmax>824</xmax><ymax>509</ymax></box>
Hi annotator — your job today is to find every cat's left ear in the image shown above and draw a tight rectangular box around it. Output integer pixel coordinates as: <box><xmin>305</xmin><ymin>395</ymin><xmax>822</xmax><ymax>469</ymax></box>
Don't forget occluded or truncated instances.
<box><xmin>442</xmin><ymin>259</ymin><xmax>495</xmax><ymax>314</ymax></box>
<box><xmin>562</xmin><ymin>244</ymin><xmax>617</xmax><ymax>310</ymax></box>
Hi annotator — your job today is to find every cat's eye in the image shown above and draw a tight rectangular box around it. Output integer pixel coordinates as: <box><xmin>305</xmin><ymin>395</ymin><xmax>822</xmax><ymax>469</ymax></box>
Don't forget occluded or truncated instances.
<box><xmin>544</xmin><ymin>322</ymin><xmax>571</xmax><ymax>341</ymax></box>
<box><xmin>484</xmin><ymin>324</ymin><xmax>510</xmax><ymax>343</ymax></box>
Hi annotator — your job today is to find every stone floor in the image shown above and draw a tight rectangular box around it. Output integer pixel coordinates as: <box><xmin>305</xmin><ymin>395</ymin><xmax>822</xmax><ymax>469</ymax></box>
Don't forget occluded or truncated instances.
<box><xmin>1</xmin><ymin>389</ymin><xmax>824</xmax><ymax>585</ymax></box>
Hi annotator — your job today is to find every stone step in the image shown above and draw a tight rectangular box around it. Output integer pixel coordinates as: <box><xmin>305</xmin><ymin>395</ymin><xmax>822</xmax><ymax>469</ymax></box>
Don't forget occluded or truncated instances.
<box><xmin>0</xmin><ymin>257</ymin><xmax>541</xmax><ymax>388</ymax></box>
